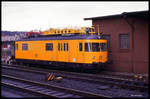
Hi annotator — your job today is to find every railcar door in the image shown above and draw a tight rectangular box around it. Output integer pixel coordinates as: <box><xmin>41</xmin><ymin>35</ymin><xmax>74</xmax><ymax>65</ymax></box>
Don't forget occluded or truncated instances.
<box><xmin>57</xmin><ymin>41</ymin><xmax>69</xmax><ymax>63</ymax></box>
<box><xmin>68</xmin><ymin>40</ymin><xmax>78</xmax><ymax>63</ymax></box>
<box><xmin>77</xmin><ymin>42</ymin><xmax>84</xmax><ymax>63</ymax></box>
<box><xmin>57</xmin><ymin>42</ymin><xmax>64</xmax><ymax>62</ymax></box>
<box><xmin>63</xmin><ymin>42</ymin><xmax>69</xmax><ymax>62</ymax></box>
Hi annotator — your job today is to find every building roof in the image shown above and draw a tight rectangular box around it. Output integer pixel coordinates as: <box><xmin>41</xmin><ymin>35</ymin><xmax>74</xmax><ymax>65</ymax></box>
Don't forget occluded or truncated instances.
<box><xmin>84</xmin><ymin>10</ymin><xmax>148</xmax><ymax>20</ymax></box>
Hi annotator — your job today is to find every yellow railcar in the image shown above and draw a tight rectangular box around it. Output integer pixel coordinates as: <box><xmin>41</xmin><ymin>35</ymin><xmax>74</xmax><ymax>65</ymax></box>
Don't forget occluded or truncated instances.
<box><xmin>15</xmin><ymin>34</ymin><xmax>108</xmax><ymax>70</ymax></box>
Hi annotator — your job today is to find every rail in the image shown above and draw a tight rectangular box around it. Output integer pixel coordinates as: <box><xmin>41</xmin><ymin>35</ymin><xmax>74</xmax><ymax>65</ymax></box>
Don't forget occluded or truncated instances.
<box><xmin>2</xmin><ymin>74</ymin><xmax>111</xmax><ymax>98</ymax></box>
<box><xmin>2</xmin><ymin>64</ymin><xmax>148</xmax><ymax>92</ymax></box>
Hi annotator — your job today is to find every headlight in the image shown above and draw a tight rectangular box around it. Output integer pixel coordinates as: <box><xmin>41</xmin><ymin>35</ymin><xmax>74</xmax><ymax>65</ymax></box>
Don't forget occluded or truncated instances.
<box><xmin>93</xmin><ymin>56</ymin><xmax>95</xmax><ymax>59</ymax></box>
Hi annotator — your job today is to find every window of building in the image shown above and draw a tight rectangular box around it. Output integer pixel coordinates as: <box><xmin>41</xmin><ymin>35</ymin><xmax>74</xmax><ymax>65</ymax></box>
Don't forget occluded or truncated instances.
<box><xmin>79</xmin><ymin>43</ymin><xmax>82</xmax><ymax>51</ymax></box>
<box><xmin>46</xmin><ymin>43</ymin><xmax>53</xmax><ymax>51</ymax></box>
<box><xmin>120</xmin><ymin>34</ymin><xmax>129</xmax><ymax>49</ymax></box>
<box><xmin>22</xmin><ymin>43</ymin><xmax>28</xmax><ymax>50</ymax></box>
<box><xmin>15</xmin><ymin>44</ymin><xmax>18</xmax><ymax>50</ymax></box>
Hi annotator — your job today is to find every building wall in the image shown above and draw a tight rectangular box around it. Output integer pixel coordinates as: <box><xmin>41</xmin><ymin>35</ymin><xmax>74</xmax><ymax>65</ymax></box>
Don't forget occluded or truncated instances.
<box><xmin>92</xmin><ymin>17</ymin><xmax>148</xmax><ymax>74</ymax></box>
<box><xmin>132</xmin><ymin>18</ymin><xmax>149</xmax><ymax>74</ymax></box>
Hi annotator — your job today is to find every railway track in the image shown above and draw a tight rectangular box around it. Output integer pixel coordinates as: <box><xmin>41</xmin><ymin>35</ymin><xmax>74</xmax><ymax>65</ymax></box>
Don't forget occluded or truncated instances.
<box><xmin>2</xmin><ymin>63</ymin><xmax>148</xmax><ymax>82</ymax></box>
<box><xmin>2</xmin><ymin>74</ymin><xmax>110</xmax><ymax>98</ymax></box>
<box><xmin>2</xmin><ymin>64</ymin><xmax>148</xmax><ymax>92</ymax></box>
<box><xmin>99</xmin><ymin>71</ymin><xmax>148</xmax><ymax>83</ymax></box>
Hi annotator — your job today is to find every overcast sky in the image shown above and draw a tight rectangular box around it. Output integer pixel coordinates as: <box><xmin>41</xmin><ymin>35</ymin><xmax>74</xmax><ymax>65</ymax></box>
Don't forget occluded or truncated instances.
<box><xmin>2</xmin><ymin>1</ymin><xmax>149</xmax><ymax>31</ymax></box>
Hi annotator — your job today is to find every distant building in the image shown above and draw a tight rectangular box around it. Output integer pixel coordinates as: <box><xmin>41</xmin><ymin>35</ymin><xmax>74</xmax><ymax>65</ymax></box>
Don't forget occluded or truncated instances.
<box><xmin>1</xmin><ymin>31</ymin><xmax>27</xmax><ymax>57</ymax></box>
<box><xmin>84</xmin><ymin>10</ymin><xmax>148</xmax><ymax>74</ymax></box>
<box><xmin>1</xmin><ymin>31</ymin><xmax>27</xmax><ymax>41</ymax></box>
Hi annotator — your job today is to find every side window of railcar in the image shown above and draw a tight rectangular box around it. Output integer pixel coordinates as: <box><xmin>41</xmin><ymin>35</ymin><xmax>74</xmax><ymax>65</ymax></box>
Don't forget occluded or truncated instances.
<box><xmin>46</xmin><ymin>43</ymin><xmax>53</xmax><ymax>51</ymax></box>
<box><xmin>58</xmin><ymin>43</ymin><xmax>60</xmax><ymax>51</ymax></box>
<box><xmin>22</xmin><ymin>43</ymin><xmax>28</xmax><ymax>50</ymax></box>
<box><xmin>66</xmin><ymin>43</ymin><xmax>68</xmax><ymax>51</ymax></box>
<box><xmin>61</xmin><ymin>43</ymin><xmax>62</xmax><ymax>51</ymax></box>
<box><xmin>64</xmin><ymin>43</ymin><xmax>66</xmax><ymax>51</ymax></box>
<box><xmin>79</xmin><ymin>43</ymin><xmax>82</xmax><ymax>51</ymax></box>
<box><xmin>15</xmin><ymin>44</ymin><xmax>18</xmax><ymax>50</ymax></box>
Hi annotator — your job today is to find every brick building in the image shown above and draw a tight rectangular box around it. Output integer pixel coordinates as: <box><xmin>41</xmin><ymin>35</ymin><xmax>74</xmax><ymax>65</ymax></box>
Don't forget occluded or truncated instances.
<box><xmin>84</xmin><ymin>10</ymin><xmax>148</xmax><ymax>74</ymax></box>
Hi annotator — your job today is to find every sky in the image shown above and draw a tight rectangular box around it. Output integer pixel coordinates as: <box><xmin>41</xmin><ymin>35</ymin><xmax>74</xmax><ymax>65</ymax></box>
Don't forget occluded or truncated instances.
<box><xmin>2</xmin><ymin>1</ymin><xmax>149</xmax><ymax>31</ymax></box>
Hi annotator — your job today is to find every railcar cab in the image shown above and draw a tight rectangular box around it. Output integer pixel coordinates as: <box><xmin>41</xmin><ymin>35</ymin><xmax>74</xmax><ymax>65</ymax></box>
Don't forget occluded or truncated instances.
<box><xmin>78</xmin><ymin>39</ymin><xmax>108</xmax><ymax>67</ymax></box>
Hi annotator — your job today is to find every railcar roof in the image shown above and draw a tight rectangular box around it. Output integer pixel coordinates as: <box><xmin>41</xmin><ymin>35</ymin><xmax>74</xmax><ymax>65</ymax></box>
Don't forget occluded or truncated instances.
<box><xmin>17</xmin><ymin>34</ymin><xmax>105</xmax><ymax>41</ymax></box>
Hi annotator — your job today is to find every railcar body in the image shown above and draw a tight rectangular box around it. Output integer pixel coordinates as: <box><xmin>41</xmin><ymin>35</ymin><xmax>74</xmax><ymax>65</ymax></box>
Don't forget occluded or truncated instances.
<box><xmin>15</xmin><ymin>34</ymin><xmax>108</xmax><ymax>70</ymax></box>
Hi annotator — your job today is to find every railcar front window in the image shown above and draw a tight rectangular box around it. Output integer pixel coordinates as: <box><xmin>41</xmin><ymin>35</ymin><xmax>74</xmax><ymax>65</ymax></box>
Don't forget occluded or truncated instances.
<box><xmin>85</xmin><ymin>43</ymin><xmax>91</xmax><ymax>52</ymax></box>
<box><xmin>92</xmin><ymin>43</ymin><xmax>100</xmax><ymax>52</ymax></box>
<box><xmin>100</xmin><ymin>43</ymin><xmax>107</xmax><ymax>51</ymax></box>
<box><xmin>85</xmin><ymin>42</ymin><xmax>107</xmax><ymax>52</ymax></box>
